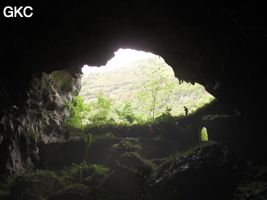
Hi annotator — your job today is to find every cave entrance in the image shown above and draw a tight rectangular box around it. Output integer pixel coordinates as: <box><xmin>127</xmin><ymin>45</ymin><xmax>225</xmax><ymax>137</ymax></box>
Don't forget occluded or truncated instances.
<box><xmin>200</xmin><ymin>127</ymin><xmax>209</xmax><ymax>142</ymax></box>
<box><xmin>79</xmin><ymin>48</ymin><xmax>214</xmax><ymax>123</ymax></box>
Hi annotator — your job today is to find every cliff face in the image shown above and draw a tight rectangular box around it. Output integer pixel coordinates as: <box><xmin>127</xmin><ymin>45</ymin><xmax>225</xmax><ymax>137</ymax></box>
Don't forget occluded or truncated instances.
<box><xmin>0</xmin><ymin>67</ymin><xmax>81</xmax><ymax>175</ymax></box>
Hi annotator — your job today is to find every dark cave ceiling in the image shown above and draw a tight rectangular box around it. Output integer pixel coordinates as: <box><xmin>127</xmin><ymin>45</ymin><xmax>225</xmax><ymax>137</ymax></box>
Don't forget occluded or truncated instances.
<box><xmin>1</xmin><ymin>1</ymin><xmax>267</xmax><ymax>114</ymax></box>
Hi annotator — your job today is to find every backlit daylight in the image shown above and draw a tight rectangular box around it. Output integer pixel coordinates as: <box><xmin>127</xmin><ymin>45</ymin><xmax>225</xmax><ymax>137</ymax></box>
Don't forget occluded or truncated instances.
<box><xmin>79</xmin><ymin>49</ymin><xmax>214</xmax><ymax>124</ymax></box>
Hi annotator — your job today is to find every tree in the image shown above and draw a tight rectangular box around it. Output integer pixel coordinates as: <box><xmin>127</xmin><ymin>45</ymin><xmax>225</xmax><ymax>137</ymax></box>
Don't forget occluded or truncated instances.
<box><xmin>115</xmin><ymin>101</ymin><xmax>136</xmax><ymax>123</ymax></box>
<box><xmin>138</xmin><ymin>67</ymin><xmax>175</xmax><ymax>121</ymax></box>
<box><xmin>89</xmin><ymin>93</ymin><xmax>115</xmax><ymax>123</ymax></box>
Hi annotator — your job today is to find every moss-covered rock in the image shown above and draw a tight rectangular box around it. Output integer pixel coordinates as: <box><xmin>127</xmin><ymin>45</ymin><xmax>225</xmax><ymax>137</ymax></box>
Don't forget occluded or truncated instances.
<box><xmin>112</xmin><ymin>138</ymin><xmax>142</xmax><ymax>153</ymax></box>
<box><xmin>109</xmin><ymin>137</ymin><xmax>142</xmax><ymax>165</ymax></box>
<box><xmin>117</xmin><ymin>152</ymin><xmax>156</xmax><ymax>171</ymax></box>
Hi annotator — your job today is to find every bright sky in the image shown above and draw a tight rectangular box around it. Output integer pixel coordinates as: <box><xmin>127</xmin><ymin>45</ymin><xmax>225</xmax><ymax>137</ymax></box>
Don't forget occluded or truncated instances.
<box><xmin>82</xmin><ymin>48</ymin><xmax>155</xmax><ymax>76</ymax></box>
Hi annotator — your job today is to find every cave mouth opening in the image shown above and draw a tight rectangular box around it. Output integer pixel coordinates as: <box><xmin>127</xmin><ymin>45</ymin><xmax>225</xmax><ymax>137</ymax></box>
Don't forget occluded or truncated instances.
<box><xmin>201</xmin><ymin>127</ymin><xmax>209</xmax><ymax>142</ymax></box>
<box><xmin>79</xmin><ymin>48</ymin><xmax>214</xmax><ymax>123</ymax></box>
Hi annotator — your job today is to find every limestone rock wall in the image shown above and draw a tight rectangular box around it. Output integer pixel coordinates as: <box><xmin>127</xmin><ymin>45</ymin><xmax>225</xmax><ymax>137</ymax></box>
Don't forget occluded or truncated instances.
<box><xmin>27</xmin><ymin>68</ymin><xmax>81</xmax><ymax>143</ymax></box>
<box><xmin>0</xmin><ymin>67</ymin><xmax>81</xmax><ymax>175</ymax></box>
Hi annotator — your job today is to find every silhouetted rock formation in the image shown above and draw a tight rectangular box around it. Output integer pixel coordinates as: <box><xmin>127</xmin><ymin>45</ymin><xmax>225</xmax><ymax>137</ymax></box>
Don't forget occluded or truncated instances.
<box><xmin>153</xmin><ymin>142</ymin><xmax>244</xmax><ymax>200</ymax></box>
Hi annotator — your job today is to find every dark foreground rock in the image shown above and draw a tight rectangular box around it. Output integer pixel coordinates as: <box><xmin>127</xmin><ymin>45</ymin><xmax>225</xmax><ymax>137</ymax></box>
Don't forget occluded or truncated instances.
<box><xmin>231</xmin><ymin>161</ymin><xmax>267</xmax><ymax>200</ymax></box>
<box><xmin>10</xmin><ymin>171</ymin><xmax>61</xmax><ymax>200</ymax></box>
<box><xmin>153</xmin><ymin>142</ymin><xmax>244</xmax><ymax>200</ymax></box>
<box><xmin>99</xmin><ymin>138</ymin><xmax>155</xmax><ymax>199</ymax></box>
<box><xmin>48</xmin><ymin>184</ymin><xmax>90</xmax><ymax>200</ymax></box>
<box><xmin>6</xmin><ymin>140</ymin><xmax>248</xmax><ymax>200</ymax></box>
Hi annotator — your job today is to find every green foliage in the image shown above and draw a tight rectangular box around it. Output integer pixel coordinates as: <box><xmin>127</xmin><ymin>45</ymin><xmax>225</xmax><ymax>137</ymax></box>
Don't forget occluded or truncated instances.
<box><xmin>61</xmin><ymin>162</ymin><xmax>110</xmax><ymax>187</ymax></box>
<box><xmin>85</xmin><ymin>133</ymin><xmax>94</xmax><ymax>158</ymax></box>
<box><xmin>18</xmin><ymin>170</ymin><xmax>57</xmax><ymax>179</ymax></box>
<box><xmin>92</xmin><ymin>132</ymin><xmax>116</xmax><ymax>141</ymax></box>
<box><xmin>88</xmin><ymin>93</ymin><xmax>115</xmax><ymax>124</ymax></box>
<box><xmin>117</xmin><ymin>138</ymin><xmax>142</xmax><ymax>153</ymax></box>
<box><xmin>153</xmin><ymin>135</ymin><xmax>164</xmax><ymax>141</ymax></box>
<box><xmin>123</xmin><ymin>139</ymin><xmax>142</xmax><ymax>153</ymax></box>
<box><xmin>65</xmin><ymin>56</ymin><xmax>214</xmax><ymax>131</ymax></box>
<box><xmin>0</xmin><ymin>176</ymin><xmax>15</xmax><ymax>193</ymax></box>
<box><xmin>154</xmin><ymin>107</ymin><xmax>173</xmax><ymax>123</ymax></box>
<box><xmin>62</xmin><ymin>162</ymin><xmax>88</xmax><ymax>183</ymax></box>
<box><xmin>104</xmin><ymin>132</ymin><xmax>115</xmax><ymax>138</ymax></box>
<box><xmin>80</xmin><ymin>56</ymin><xmax>214</xmax><ymax>121</ymax></box>
<box><xmin>109</xmin><ymin>138</ymin><xmax>143</xmax><ymax>163</ymax></box>
<box><xmin>65</xmin><ymin>93</ymin><xmax>117</xmax><ymax>133</ymax></box>
<box><xmin>66</xmin><ymin>95</ymin><xmax>90</xmax><ymax>129</ymax></box>
<box><xmin>91</xmin><ymin>164</ymin><xmax>110</xmax><ymax>178</ymax></box>
<box><xmin>137</xmin><ymin>67</ymin><xmax>175</xmax><ymax>121</ymax></box>
<box><xmin>115</xmin><ymin>101</ymin><xmax>137</xmax><ymax>123</ymax></box>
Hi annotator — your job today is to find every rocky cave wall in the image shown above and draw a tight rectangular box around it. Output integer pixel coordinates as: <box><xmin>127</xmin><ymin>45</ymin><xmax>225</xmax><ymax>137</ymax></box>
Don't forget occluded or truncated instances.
<box><xmin>0</xmin><ymin>67</ymin><xmax>81</xmax><ymax>175</ymax></box>
<box><xmin>1</xmin><ymin>1</ymin><xmax>267</xmax><ymax>174</ymax></box>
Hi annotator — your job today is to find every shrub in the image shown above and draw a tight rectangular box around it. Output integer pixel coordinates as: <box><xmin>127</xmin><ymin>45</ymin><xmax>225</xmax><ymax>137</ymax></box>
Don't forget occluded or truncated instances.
<box><xmin>61</xmin><ymin>162</ymin><xmax>110</xmax><ymax>188</ymax></box>
<box><xmin>154</xmin><ymin>107</ymin><xmax>173</xmax><ymax>123</ymax></box>
<box><xmin>115</xmin><ymin>101</ymin><xmax>137</xmax><ymax>124</ymax></box>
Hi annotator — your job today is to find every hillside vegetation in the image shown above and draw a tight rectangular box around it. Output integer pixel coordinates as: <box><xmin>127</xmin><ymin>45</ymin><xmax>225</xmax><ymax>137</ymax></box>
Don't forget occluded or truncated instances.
<box><xmin>79</xmin><ymin>55</ymin><xmax>214</xmax><ymax>122</ymax></box>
